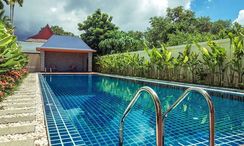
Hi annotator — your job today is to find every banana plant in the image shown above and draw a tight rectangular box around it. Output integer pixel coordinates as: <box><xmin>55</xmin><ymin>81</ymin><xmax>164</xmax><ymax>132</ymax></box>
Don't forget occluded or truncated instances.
<box><xmin>159</xmin><ymin>44</ymin><xmax>174</xmax><ymax>80</ymax></box>
<box><xmin>176</xmin><ymin>44</ymin><xmax>191</xmax><ymax>81</ymax></box>
<box><xmin>207</xmin><ymin>41</ymin><xmax>227</xmax><ymax>86</ymax></box>
<box><xmin>144</xmin><ymin>44</ymin><xmax>162</xmax><ymax>78</ymax></box>
<box><xmin>0</xmin><ymin>21</ymin><xmax>28</xmax><ymax>74</ymax></box>
<box><xmin>229</xmin><ymin>33</ymin><xmax>244</xmax><ymax>85</ymax></box>
<box><xmin>195</xmin><ymin>42</ymin><xmax>217</xmax><ymax>85</ymax></box>
<box><xmin>187</xmin><ymin>52</ymin><xmax>200</xmax><ymax>83</ymax></box>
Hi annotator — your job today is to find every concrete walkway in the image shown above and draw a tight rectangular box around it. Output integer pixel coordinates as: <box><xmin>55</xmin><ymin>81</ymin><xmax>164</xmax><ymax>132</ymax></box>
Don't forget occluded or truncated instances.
<box><xmin>0</xmin><ymin>73</ymin><xmax>48</xmax><ymax>146</ymax></box>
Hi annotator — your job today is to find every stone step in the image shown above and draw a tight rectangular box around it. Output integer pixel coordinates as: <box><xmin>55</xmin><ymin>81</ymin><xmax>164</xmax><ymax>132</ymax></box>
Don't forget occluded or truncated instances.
<box><xmin>0</xmin><ymin>106</ymin><xmax>35</xmax><ymax>111</ymax></box>
<box><xmin>11</xmin><ymin>95</ymin><xmax>36</xmax><ymax>97</ymax></box>
<box><xmin>2</xmin><ymin>99</ymin><xmax>34</xmax><ymax>104</ymax></box>
<box><xmin>14</xmin><ymin>91</ymin><xmax>35</xmax><ymax>94</ymax></box>
<box><xmin>6</xmin><ymin>96</ymin><xmax>35</xmax><ymax>100</ymax></box>
<box><xmin>0</xmin><ymin>102</ymin><xmax>35</xmax><ymax>107</ymax></box>
<box><xmin>0</xmin><ymin>125</ymin><xmax>35</xmax><ymax>136</ymax></box>
<box><xmin>0</xmin><ymin>115</ymin><xmax>36</xmax><ymax>124</ymax></box>
<box><xmin>0</xmin><ymin>103</ymin><xmax>35</xmax><ymax>109</ymax></box>
<box><xmin>5</xmin><ymin>97</ymin><xmax>36</xmax><ymax>102</ymax></box>
<box><xmin>0</xmin><ymin>108</ymin><xmax>35</xmax><ymax>116</ymax></box>
<box><xmin>0</xmin><ymin>139</ymin><xmax>34</xmax><ymax>146</ymax></box>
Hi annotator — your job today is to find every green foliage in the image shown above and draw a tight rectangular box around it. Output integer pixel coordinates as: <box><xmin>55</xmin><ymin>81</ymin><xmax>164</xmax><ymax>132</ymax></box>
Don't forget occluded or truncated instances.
<box><xmin>146</xmin><ymin>6</ymin><xmax>234</xmax><ymax>47</ymax></box>
<box><xmin>0</xmin><ymin>21</ymin><xmax>28</xmax><ymax>73</ymax></box>
<box><xmin>127</xmin><ymin>31</ymin><xmax>144</xmax><ymax>40</ymax></box>
<box><xmin>51</xmin><ymin>25</ymin><xmax>74</xmax><ymax>36</ymax></box>
<box><xmin>228</xmin><ymin>29</ymin><xmax>244</xmax><ymax>84</ymax></box>
<box><xmin>210</xmin><ymin>20</ymin><xmax>232</xmax><ymax>35</ymax></box>
<box><xmin>96</xmin><ymin>53</ymin><xmax>146</xmax><ymax>77</ymax></box>
<box><xmin>78</xmin><ymin>7</ymin><xmax>239</xmax><ymax>55</ymax></box>
<box><xmin>98</xmin><ymin>31</ymin><xmax>143</xmax><ymax>54</ymax></box>
<box><xmin>78</xmin><ymin>9</ymin><xmax>118</xmax><ymax>54</ymax></box>
<box><xmin>96</xmin><ymin>32</ymin><xmax>244</xmax><ymax>88</ymax></box>
<box><xmin>195</xmin><ymin>40</ymin><xmax>227</xmax><ymax>85</ymax></box>
<box><xmin>146</xmin><ymin>17</ymin><xmax>172</xmax><ymax>47</ymax></box>
<box><xmin>195</xmin><ymin>17</ymin><xmax>212</xmax><ymax>33</ymax></box>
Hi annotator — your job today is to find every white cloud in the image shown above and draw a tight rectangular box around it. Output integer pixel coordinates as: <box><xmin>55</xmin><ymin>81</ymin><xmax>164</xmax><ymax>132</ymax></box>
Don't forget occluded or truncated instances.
<box><xmin>4</xmin><ymin>0</ymin><xmax>193</xmax><ymax>39</ymax></box>
<box><xmin>234</xmin><ymin>10</ymin><xmax>244</xmax><ymax>25</ymax></box>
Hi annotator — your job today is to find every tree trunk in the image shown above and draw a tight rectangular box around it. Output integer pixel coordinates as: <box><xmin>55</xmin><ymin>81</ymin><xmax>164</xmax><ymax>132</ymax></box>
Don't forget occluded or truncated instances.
<box><xmin>12</xmin><ymin>4</ymin><xmax>15</xmax><ymax>25</ymax></box>
<box><xmin>9</xmin><ymin>5</ymin><xmax>12</xmax><ymax>23</ymax></box>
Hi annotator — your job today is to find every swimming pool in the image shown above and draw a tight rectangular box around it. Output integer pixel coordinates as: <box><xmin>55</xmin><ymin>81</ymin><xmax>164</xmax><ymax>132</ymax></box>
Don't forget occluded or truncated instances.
<box><xmin>39</xmin><ymin>74</ymin><xmax>244</xmax><ymax>146</ymax></box>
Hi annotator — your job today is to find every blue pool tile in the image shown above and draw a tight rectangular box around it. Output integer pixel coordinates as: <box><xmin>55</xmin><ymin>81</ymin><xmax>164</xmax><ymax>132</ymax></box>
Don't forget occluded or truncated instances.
<box><xmin>40</xmin><ymin>74</ymin><xmax>244</xmax><ymax>146</ymax></box>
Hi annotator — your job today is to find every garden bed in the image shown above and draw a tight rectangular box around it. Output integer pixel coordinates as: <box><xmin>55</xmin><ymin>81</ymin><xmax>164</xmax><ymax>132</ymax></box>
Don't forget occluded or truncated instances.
<box><xmin>0</xmin><ymin>68</ymin><xmax>28</xmax><ymax>101</ymax></box>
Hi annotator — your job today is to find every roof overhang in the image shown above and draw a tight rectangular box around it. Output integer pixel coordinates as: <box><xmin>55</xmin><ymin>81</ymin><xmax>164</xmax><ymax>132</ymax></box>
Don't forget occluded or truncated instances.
<box><xmin>26</xmin><ymin>39</ymin><xmax>48</xmax><ymax>43</ymax></box>
<box><xmin>36</xmin><ymin>47</ymin><xmax>96</xmax><ymax>53</ymax></box>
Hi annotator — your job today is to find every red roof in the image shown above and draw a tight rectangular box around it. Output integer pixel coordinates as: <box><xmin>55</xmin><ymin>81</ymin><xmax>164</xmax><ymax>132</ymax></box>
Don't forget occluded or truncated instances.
<box><xmin>27</xmin><ymin>24</ymin><xmax>53</xmax><ymax>40</ymax></box>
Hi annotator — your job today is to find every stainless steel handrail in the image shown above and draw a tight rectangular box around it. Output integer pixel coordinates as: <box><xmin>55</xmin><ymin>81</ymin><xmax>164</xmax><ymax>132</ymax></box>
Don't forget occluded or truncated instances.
<box><xmin>162</xmin><ymin>87</ymin><xmax>215</xmax><ymax>146</ymax></box>
<box><xmin>119</xmin><ymin>86</ymin><xmax>163</xmax><ymax>146</ymax></box>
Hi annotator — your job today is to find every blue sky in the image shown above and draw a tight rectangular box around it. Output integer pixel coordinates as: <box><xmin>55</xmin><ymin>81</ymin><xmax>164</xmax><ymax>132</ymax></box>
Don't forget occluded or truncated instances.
<box><xmin>191</xmin><ymin>0</ymin><xmax>243</xmax><ymax>21</ymax></box>
<box><xmin>3</xmin><ymin>0</ymin><xmax>244</xmax><ymax>40</ymax></box>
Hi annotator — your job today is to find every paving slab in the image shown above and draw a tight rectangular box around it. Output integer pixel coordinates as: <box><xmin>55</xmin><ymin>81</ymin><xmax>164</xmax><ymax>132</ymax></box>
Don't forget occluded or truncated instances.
<box><xmin>0</xmin><ymin>73</ymin><xmax>48</xmax><ymax>145</ymax></box>
<box><xmin>0</xmin><ymin>115</ymin><xmax>36</xmax><ymax>124</ymax></box>
<box><xmin>0</xmin><ymin>108</ymin><xmax>35</xmax><ymax>116</ymax></box>
<box><xmin>0</xmin><ymin>125</ymin><xmax>35</xmax><ymax>136</ymax></box>
<box><xmin>0</xmin><ymin>102</ymin><xmax>35</xmax><ymax>107</ymax></box>
<box><xmin>1</xmin><ymin>103</ymin><xmax>35</xmax><ymax>109</ymax></box>
<box><xmin>6</xmin><ymin>96</ymin><xmax>35</xmax><ymax>100</ymax></box>
<box><xmin>0</xmin><ymin>139</ymin><xmax>34</xmax><ymax>146</ymax></box>
<box><xmin>2</xmin><ymin>100</ymin><xmax>34</xmax><ymax>104</ymax></box>
<box><xmin>4</xmin><ymin>98</ymin><xmax>35</xmax><ymax>102</ymax></box>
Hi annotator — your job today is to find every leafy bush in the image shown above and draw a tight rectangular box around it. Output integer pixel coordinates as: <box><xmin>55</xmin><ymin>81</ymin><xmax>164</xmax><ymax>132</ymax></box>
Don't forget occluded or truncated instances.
<box><xmin>0</xmin><ymin>68</ymin><xmax>28</xmax><ymax>100</ymax></box>
<box><xmin>0</xmin><ymin>21</ymin><xmax>29</xmax><ymax>100</ymax></box>
<box><xmin>96</xmin><ymin>32</ymin><xmax>244</xmax><ymax>89</ymax></box>
<box><xmin>0</xmin><ymin>22</ymin><xmax>28</xmax><ymax>73</ymax></box>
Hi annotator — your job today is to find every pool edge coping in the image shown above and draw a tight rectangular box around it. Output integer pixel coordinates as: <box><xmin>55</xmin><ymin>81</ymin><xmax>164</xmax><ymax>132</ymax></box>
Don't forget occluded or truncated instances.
<box><xmin>37</xmin><ymin>74</ymin><xmax>52</xmax><ymax>146</ymax></box>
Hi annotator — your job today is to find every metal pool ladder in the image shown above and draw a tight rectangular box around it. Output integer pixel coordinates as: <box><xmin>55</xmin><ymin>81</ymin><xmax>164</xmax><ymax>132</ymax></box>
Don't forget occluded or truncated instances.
<box><xmin>119</xmin><ymin>86</ymin><xmax>163</xmax><ymax>146</ymax></box>
<box><xmin>119</xmin><ymin>86</ymin><xmax>215</xmax><ymax>146</ymax></box>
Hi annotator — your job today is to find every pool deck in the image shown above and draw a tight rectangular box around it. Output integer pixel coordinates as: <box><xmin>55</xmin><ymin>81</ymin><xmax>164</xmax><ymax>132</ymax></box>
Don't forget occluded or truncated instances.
<box><xmin>0</xmin><ymin>73</ymin><xmax>48</xmax><ymax>146</ymax></box>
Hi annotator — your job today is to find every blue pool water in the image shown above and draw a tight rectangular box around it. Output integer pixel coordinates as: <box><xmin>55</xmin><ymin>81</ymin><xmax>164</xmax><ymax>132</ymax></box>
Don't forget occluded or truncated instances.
<box><xmin>39</xmin><ymin>74</ymin><xmax>244</xmax><ymax>146</ymax></box>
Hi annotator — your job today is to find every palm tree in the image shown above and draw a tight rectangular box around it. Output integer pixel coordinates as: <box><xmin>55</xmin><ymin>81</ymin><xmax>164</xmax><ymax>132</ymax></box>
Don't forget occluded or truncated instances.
<box><xmin>0</xmin><ymin>9</ymin><xmax>11</xmax><ymax>28</ymax></box>
<box><xmin>4</xmin><ymin>0</ymin><xmax>23</xmax><ymax>25</ymax></box>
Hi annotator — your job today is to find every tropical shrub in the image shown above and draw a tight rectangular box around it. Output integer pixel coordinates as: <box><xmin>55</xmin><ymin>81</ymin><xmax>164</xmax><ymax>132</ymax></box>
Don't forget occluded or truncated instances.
<box><xmin>0</xmin><ymin>22</ymin><xmax>28</xmax><ymax>73</ymax></box>
<box><xmin>0</xmin><ymin>68</ymin><xmax>28</xmax><ymax>99</ymax></box>
<box><xmin>96</xmin><ymin>33</ymin><xmax>244</xmax><ymax>89</ymax></box>
<box><xmin>228</xmin><ymin>31</ymin><xmax>244</xmax><ymax>86</ymax></box>
<box><xmin>0</xmin><ymin>21</ymin><xmax>28</xmax><ymax>100</ymax></box>
<box><xmin>195</xmin><ymin>41</ymin><xmax>227</xmax><ymax>85</ymax></box>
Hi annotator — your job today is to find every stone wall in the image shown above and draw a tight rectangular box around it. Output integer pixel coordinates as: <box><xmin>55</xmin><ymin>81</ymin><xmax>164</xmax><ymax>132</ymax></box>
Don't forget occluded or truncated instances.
<box><xmin>25</xmin><ymin>52</ymin><xmax>41</xmax><ymax>72</ymax></box>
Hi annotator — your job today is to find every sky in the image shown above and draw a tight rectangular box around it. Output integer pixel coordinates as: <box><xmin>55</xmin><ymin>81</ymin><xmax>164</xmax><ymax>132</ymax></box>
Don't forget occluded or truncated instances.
<box><xmin>3</xmin><ymin>0</ymin><xmax>244</xmax><ymax>40</ymax></box>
